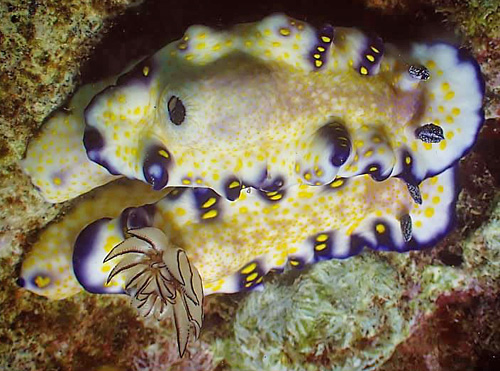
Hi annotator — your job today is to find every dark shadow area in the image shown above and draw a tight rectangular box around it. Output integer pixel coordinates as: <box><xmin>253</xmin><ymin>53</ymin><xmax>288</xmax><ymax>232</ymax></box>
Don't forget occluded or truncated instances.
<box><xmin>80</xmin><ymin>0</ymin><xmax>444</xmax><ymax>83</ymax></box>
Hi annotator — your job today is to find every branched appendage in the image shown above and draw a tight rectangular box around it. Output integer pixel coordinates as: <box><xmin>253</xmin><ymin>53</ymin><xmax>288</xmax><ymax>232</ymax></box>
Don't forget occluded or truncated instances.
<box><xmin>104</xmin><ymin>227</ymin><xmax>204</xmax><ymax>357</ymax></box>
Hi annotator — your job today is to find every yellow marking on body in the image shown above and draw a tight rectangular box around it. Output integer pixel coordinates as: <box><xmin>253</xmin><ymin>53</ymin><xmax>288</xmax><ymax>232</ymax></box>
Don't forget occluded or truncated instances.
<box><xmin>315</xmin><ymin>243</ymin><xmax>327</xmax><ymax>251</ymax></box>
<box><xmin>315</xmin><ymin>60</ymin><xmax>323</xmax><ymax>68</ymax></box>
<box><xmin>290</xmin><ymin>260</ymin><xmax>300</xmax><ymax>266</ymax></box>
<box><xmin>366</xmin><ymin>54</ymin><xmax>375</xmax><ymax>62</ymax></box>
<box><xmin>424</xmin><ymin>207</ymin><xmax>435</xmax><ymax>218</ymax></box>
<box><xmin>175</xmin><ymin>208</ymin><xmax>186</xmax><ymax>216</ymax></box>
<box><xmin>441</xmin><ymin>82</ymin><xmax>450</xmax><ymax>91</ymax></box>
<box><xmin>196</xmin><ymin>42</ymin><xmax>206</xmax><ymax>50</ymax></box>
<box><xmin>316</xmin><ymin>234</ymin><xmax>328</xmax><ymax>242</ymax></box>
<box><xmin>317</xmin><ymin>46</ymin><xmax>325</xmax><ymax>52</ymax></box>
<box><xmin>202</xmin><ymin>209</ymin><xmax>218</xmax><ymax>219</ymax></box>
<box><xmin>321</xmin><ymin>36</ymin><xmax>331</xmax><ymax>43</ymax></box>
<box><xmin>53</xmin><ymin>177</ymin><xmax>62</xmax><ymax>185</ymax></box>
<box><xmin>142</xmin><ymin>66</ymin><xmax>149</xmax><ymax>76</ymax></box>
<box><xmin>376</xmin><ymin>224</ymin><xmax>385</xmax><ymax>234</ymax></box>
<box><xmin>229</xmin><ymin>181</ymin><xmax>240</xmax><ymax>188</ymax></box>
<box><xmin>269</xmin><ymin>194</ymin><xmax>283</xmax><ymax>201</ymax></box>
<box><xmin>405</xmin><ymin>156</ymin><xmax>411</xmax><ymax>165</ymax></box>
<box><xmin>202</xmin><ymin>197</ymin><xmax>217</xmax><ymax>208</ymax></box>
<box><xmin>241</xmin><ymin>263</ymin><xmax>257</xmax><ymax>274</ymax></box>
<box><xmin>452</xmin><ymin>107</ymin><xmax>461</xmax><ymax>116</ymax></box>
<box><xmin>35</xmin><ymin>276</ymin><xmax>51</xmax><ymax>288</ymax></box>
<box><xmin>445</xmin><ymin>91</ymin><xmax>455</xmax><ymax>100</ymax></box>
<box><xmin>331</xmin><ymin>179</ymin><xmax>344</xmax><ymax>188</ymax></box>
<box><xmin>360</xmin><ymin>66</ymin><xmax>368</xmax><ymax>75</ymax></box>
<box><xmin>247</xmin><ymin>272</ymin><xmax>259</xmax><ymax>281</ymax></box>
<box><xmin>182</xmin><ymin>179</ymin><xmax>191</xmax><ymax>185</ymax></box>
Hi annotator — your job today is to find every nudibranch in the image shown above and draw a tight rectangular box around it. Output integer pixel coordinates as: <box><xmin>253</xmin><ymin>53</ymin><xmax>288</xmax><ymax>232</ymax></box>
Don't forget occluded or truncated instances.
<box><xmin>19</xmin><ymin>13</ymin><xmax>484</xmax><ymax>357</ymax></box>
<box><xmin>22</xmin><ymin>13</ymin><xmax>483</xmax><ymax>203</ymax></box>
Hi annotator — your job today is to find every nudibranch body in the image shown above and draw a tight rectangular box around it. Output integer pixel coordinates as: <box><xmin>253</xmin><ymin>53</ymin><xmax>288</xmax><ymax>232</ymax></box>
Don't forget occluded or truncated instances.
<box><xmin>22</xmin><ymin>14</ymin><xmax>484</xmax><ymax>203</ymax></box>
<box><xmin>20</xmin><ymin>165</ymin><xmax>457</xmax><ymax>299</ymax></box>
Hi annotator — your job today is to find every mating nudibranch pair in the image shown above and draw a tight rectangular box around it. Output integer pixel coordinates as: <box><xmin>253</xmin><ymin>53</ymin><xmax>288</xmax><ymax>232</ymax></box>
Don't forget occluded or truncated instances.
<box><xmin>19</xmin><ymin>14</ymin><xmax>484</xmax><ymax>356</ymax></box>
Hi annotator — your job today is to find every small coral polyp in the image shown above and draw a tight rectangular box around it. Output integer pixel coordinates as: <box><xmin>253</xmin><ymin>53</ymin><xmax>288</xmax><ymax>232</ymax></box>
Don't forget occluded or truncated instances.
<box><xmin>19</xmin><ymin>14</ymin><xmax>484</xmax><ymax>357</ymax></box>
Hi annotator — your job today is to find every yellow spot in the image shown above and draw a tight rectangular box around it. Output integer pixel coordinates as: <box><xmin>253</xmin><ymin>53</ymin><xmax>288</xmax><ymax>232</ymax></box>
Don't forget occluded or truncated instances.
<box><xmin>239</xmin><ymin>206</ymin><xmax>248</xmax><ymax>213</ymax></box>
<box><xmin>405</xmin><ymin>156</ymin><xmax>411</xmax><ymax>165</ymax></box>
<box><xmin>446</xmin><ymin>115</ymin><xmax>454</xmax><ymax>124</ymax></box>
<box><xmin>304</xmin><ymin>173</ymin><xmax>312</xmax><ymax>181</ymax></box>
<box><xmin>212</xmin><ymin>173</ymin><xmax>220</xmax><ymax>181</ymax></box>
<box><xmin>360</xmin><ymin>66</ymin><xmax>368</xmax><ymax>75</ymax></box>
<box><xmin>432</xmin><ymin>196</ymin><xmax>440</xmax><ymax>204</ymax></box>
<box><xmin>295</xmin><ymin>163</ymin><xmax>300</xmax><ymax>173</ymax></box>
<box><xmin>439</xmin><ymin>140</ymin><xmax>447</xmax><ymax>150</ymax></box>
<box><xmin>229</xmin><ymin>181</ymin><xmax>240</xmax><ymax>189</ymax></box>
<box><xmin>424</xmin><ymin>207</ymin><xmax>435</xmax><ymax>218</ymax></box>
<box><xmin>290</xmin><ymin>260</ymin><xmax>300</xmax><ymax>267</ymax></box>
<box><xmin>196</xmin><ymin>42</ymin><xmax>206</xmax><ymax>50</ymax></box>
<box><xmin>35</xmin><ymin>275</ymin><xmax>51</xmax><ymax>288</ymax></box>
<box><xmin>202</xmin><ymin>197</ymin><xmax>216</xmax><ymax>208</ymax></box>
<box><xmin>315</xmin><ymin>60</ymin><xmax>323</xmax><ymax>68</ymax></box>
<box><xmin>272</xmin><ymin>41</ymin><xmax>281</xmax><ymax>47</ymax></box>
<box><xmin>366</xmin><ymin>54</ymin><xmax>375</xmax><ymax>62</ymax></box>
<box><xmin>452</xmin><ymin>107</ymin><xmax>461</xmax><ymax>116</ymax></box>
<box><xmin>315</xmin><ymin>243</ymin><xmax>327</xmax><ymax>251</ymax></box>
<box><xmin>247</xmin><ymin>272</ymin><xmax>259</xmax><ymax>281</ymax></box>
<box><xmin>241</xmin><ymin>263</ymin><xmax>257</xmax><ymax>274</ymax></box>
<box><xmin>134</xmin><ymin>107</ymin><xmax>141</xmax><ymax>115</ymax></box>
<box><xmin>441</xmin><ymin>82</ymin><xmax>450</xmax><ymax>91</ymax></box>
<box><xmin>427</xmin><ymin>60</ymin><xmax>436</xmax><ymax>69</ymax></box>
<box><xmin>376</xmin><ymin>224</ymin><xmax>386</xmax><ymax>234</ymax></box>
<box><xmin>445</xmin><ymin>91</ymin><xmax>455</xmax><ymax>100</ymax></box>
<box><xmin>118</xmin><ymin>94</ymin><xmax>126</xmax><ymax>103</ymax></box>
<box><xmin>269</xmin><ymin>194</ymin><xmax>283</xmax><ymax>201</ymax></box>
<box><xmin>185</xmin><ymin>54</ymin><xmax>194</xmax><ymax>61</ymax></box>
<box><xmin>178</xmin><ymin>42</ymin><xmax>187</xmax><ymax>50</ymax></box>
<box><xmin>202</xmin><ymin>209</ymin><xmax>218</xmax><ymax>219</ymax></box>
<box><xmin>415</xmin><ymin>220</ymin><xmax>423</xmax><ymax>228</ymax></box>
<box><xmin>331</xmin><ymin>178</ymin><xmax>344</xmax><ymax>188</ymax></box>
<box><xmin>369</xmin><ymin>166</ymin><xmax>378</xmax><ymax>172</ymax></box>
<box><xmin>316</xmin><ymin>234</ymin><xmax>328</xmax><ymax>242</ymax></box>
<box><xmin>182</xmin><ymin>179</ymin><xmax>191</xmax><ymax>185</ymax></box>
<box><xmin>437</xmin><ymin>185</ymin><xmax>444</xmax><ymax>193</ymax></box>
<box><xmin>142</xmin><ymin>66</ymin><xmax>149</xmax><ymax>76</ymax></box>
<box><xmin>365</xmin><ymin>150</ymin><xmax>373</xmax><ymax>158</ymax></box>
<box><xmin>423</xmin><ymin>143</ymin><xmax>432</xmax><ymax>150</ymax></box>
<box><xmin>321</xmin><ymin>36</ymin><xmax>331</xmax><ymax>43</ymax></box>
<box><xmin>317</xmin><ymin>46</ymin><xmax>325</xmax><ymax>52</ymax></box>
<box><xmin>370</xmin><ymin>46</ymin><xmax>380</xmax><ymax>53</ymax></box>
<box><xmin>53</xmin><ymin>177</ymin><xmax>62</xmax><ymax>185</ymax></box>
<box><xmin>171</xmin><ymin>206</ymin><xmax>185</xmax><ymax>217</ymax></box>
<box><xmin>245</xmin><ymin>40</ymin><xmax>252</xmax><ymax>48</ymax></box>
<box><xmin>154</xmin><ymin>149</ymin><xmax>169</xmax><ymax>160</ymax></box>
